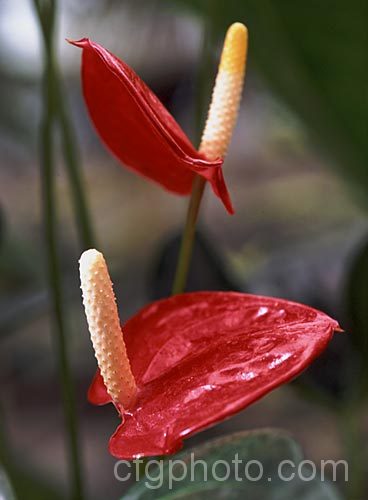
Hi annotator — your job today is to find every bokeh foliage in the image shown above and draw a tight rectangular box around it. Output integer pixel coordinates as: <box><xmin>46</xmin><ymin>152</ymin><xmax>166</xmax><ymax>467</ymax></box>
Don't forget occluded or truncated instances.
<box><xmin>172</xmin><ymin>0</ymin><xmax>367</xmax><ymax>201</ymax></box>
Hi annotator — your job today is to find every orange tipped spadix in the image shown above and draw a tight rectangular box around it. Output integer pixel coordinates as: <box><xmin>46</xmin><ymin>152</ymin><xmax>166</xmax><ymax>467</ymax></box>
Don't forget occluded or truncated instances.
<box><xmin>79</xmin><ymin>249</ymin><xmax>136</xmax><ymax>409</ymax></box>
<box><xmin>200</xmin><ymin>22</ymin><xmax>248</xmax><ymax>160</ymax></box>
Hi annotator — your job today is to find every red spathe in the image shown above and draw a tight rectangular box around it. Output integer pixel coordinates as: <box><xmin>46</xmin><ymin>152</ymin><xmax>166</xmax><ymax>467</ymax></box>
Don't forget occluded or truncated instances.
<box><xmin>88</xmin><ymin>292</ymin><xmax>338</xmax><ymax>458</ymax></box>
<box><xmin>70</xmin><ymin>39</ymin><xmax>234</xmax><ymax>213</ymax></box>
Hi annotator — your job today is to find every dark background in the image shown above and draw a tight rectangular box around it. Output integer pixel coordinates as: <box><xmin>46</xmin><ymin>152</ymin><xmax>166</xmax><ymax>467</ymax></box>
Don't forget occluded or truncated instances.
<box><xmin>0</xmin><ymin>1</ymin><xmax>367</xmax><ymax>499</ymax></box>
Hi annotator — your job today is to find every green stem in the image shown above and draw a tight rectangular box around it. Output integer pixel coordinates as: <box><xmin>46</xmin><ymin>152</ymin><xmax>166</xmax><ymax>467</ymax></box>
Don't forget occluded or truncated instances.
<box><xmin>41</xmin><ymin>50</ymin><xmax>85</xmax><ymax>500</ymax></box>
<box><xmin>171</xmin><ymin>176</ymin><xmax>206</xmax><ymax>294</ymax></box>
<box><xmin>54</xmin><ymin>72</ymin><xmax>96</xmax><ymax>249</ymax></box>
<box><xmin>32</xmin><ymin>1</ymin><xmax>84</xmax><ymax>499</ymax></box>
<box><xmin>171</xmin><ymin>11</ymin><xmax>215</xmax><ymax>296</ymax></box>
<box><xmin>33</xmin><ymin>0</ymin><xmax>95</xmax><ymax>251</ymax></box>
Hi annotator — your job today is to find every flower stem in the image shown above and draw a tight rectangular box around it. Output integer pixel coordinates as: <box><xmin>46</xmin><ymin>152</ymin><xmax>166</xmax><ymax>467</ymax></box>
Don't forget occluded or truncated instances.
<box><xmin>32</xmin><ymin>1</ymin><xmax>84</xmax><ymax>499</ymax></box>
<box><xmin>171</xmin><ymin>176</ymin><xmax>206</xmax><ymax>294</ymax></box>
<box><xmin>171</xmin><ymin>12</ymin><xmax>214</xmax><ymax>296</ymax></box>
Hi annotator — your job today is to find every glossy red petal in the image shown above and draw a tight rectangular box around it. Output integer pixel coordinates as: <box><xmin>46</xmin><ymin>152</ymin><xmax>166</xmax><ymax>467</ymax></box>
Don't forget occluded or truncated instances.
<box><xmin>88</xmin><ymin>292</ymin><xmax>338</xmax><ymax>459</ymax></box>
<box><xmin>69</xmin><ymin>39</ymin><xmax>234</xmax><ymax>214</ymax></box>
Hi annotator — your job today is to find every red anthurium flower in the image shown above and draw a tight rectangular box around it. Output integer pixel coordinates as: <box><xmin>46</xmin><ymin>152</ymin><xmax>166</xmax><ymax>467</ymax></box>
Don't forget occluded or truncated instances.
<box><xmin>80</xmin><ymin>250</ymin><xmax>339</xmax><ymax>459</ymax></box>
<box><xmin>69</xmin><ymin>23</ymin><xmax>248</xmax><ymax>214</ymax></box>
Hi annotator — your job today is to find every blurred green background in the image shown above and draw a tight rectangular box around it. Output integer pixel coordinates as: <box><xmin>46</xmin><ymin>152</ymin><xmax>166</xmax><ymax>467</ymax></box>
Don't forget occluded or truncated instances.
<box><xmin>0</xmin><ymin>1</ymin><xmax>367</xmax><ymax>499</ymax></box>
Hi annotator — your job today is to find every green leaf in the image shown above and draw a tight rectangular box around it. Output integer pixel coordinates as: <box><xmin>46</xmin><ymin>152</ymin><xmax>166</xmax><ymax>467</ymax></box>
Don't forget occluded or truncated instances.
<box><xmin>122</xmin><ymin>430</ymin><xmax>343</xmax><ymax>500</ymax></box>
